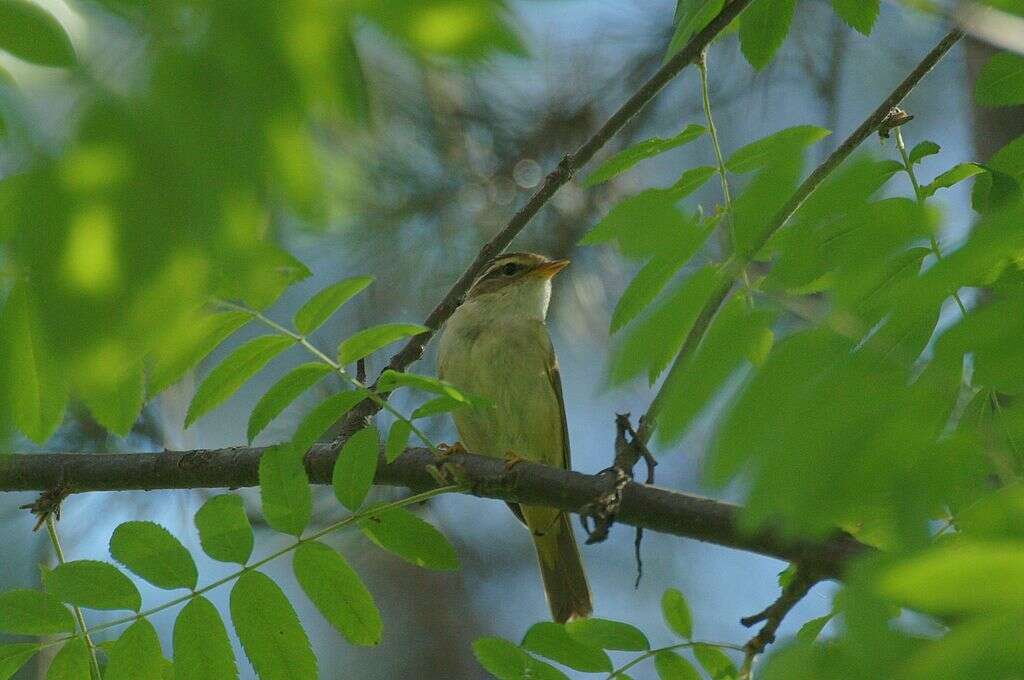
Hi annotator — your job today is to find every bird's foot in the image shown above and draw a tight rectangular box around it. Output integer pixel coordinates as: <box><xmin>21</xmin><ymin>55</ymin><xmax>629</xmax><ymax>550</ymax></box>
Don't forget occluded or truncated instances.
<box><xmin>437</xmin><ymin>441</ymin><xmax>467</xmax><ymax>457</ymax></box>
<box><xmin>503</xmin><ymin>450</ymin><xmax>526</xmax><ymax>472</ymax></box>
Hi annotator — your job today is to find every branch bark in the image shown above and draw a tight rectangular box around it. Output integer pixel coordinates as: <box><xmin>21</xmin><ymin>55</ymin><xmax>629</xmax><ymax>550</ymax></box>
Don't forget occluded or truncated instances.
<box><xmin>0</xmin><ymin>446</ymin><xmax>870</xmax><ymax>580</ymax></box>
<box><xmin>337</xmin><ymin>0</ymin><xmax>755</xmax><ymax>436</ymax></box>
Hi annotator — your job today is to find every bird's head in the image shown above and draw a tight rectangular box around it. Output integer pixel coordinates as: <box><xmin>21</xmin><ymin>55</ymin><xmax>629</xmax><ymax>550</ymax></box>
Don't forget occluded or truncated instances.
<box><xmin>464</xmin><ymin>252</ymin><xmax>569</xmax><ymax>320</ymax></box>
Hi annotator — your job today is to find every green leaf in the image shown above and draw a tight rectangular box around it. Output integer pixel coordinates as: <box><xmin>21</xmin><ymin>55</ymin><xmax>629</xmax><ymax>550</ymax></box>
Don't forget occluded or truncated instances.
<box><xmin>0</xmin><ymin>0</ymin><xmax>75</xmax><ymax>67</ymax></box>
<box><xmin>921</xmin><ymin>163</ymin><xmax>986</xmax><ymax>198</ymax></box>
<box><xmin>611</xmin><ymin>265</ymin><xmax>722</xmax><ymax>385</ymax></box>
<box><xmin>975</xmin><ymin>51</ymin><xmax>1024</xmax><ymax>107</ymax></box>
<box><xmin>46</xmin><ymin>638</ymin><xmax>90</xmax><ymax>680</ymax></box>
<box><xmin>2</xmin><ymin>283</ymin><xmax>68</xmax><ymax>443</ymax></box>
<box><xmin>654</xmin><ymin>651</ymin><xmax>700</xmax><ymax>680</ymax></box>
<box><xmin>105</xmin><ymin>618</ymin><xmax>164</xmax><ymax>680</ymax></box>
<box><xmin>654</xmin><ymin>297</ymin><xmax>774</xmax><ymax>446</ymax></box>
<box><xmin>109</xmin><ymin>521</ymin><xmax>198</xmax><ymax>591</ymax></box>
<box><xmin>291</xmin><ymin>389</ymin><xmax>368</xmax><ymax>455</ymax></box>
<box><xmin>338</xmin><ymin>323</ymin><xmax>429</xmax><ymax>365</ymax></box>
<box><xmin>732</xmin><ymin>150</ymin><xmax>805</xmax><ymax>256</ymax></box>
<box><xmin>173</xmin><ymin>596</ymin><xmax>238</xmax><ymax>680</ymax></box>
<box><xmin>725</xmin><ymin>125</ymin><xmax>830</xmax><ymax>174</ymax></box>
<box><xmin>584</xmin><ymin>124</ymin><xmax>706</xmax><ymax>186</ymax></box>
<box><xmin>738</xmin><ymin>0</ymin><xmax>797</xmax><ymax>70</ymax></box>
<box><xmin>0</xmin><ymin>644</ymin><xmax>37</xmax><ymax>680</ymax></box>
<box><xmin>360</xmin><ymin>505</ymin><xmax>459</xmax><ymax>570</ymax></box>
<box><xmin>908</xmin><ymin>140</ymin><xmax>941</xmax><ymax>165</ymax></box>
<box><xmin>411</xmin><ymin>394</ymin><xmax>467</xmax><ymax>419</ymax></box>
<box><xmin>293</xmin><ymin>541</ymin><xmax>382</xmax><ymax>646</ymax></box>
<box><xmin>149</xmin><ymin>311</ymin><xmax>251</xmax><ymax>395</ymax></box>
<box><xmin>78</xmin><ymin>360</ymin><xmax>145</xmax><ymax>436</ymax></box>
<box><xmin>665</xmin><ymin>0</ymin><xmax>724</xmax><ymax>61</ymax></box>
<box><xmin>795</xmin><ymin>613</ymin><xmax>833</xmax><ymax>644</ymax></box>
<box><xmin>230</xmin><ymin>570</ymin><xmax>317</xmax><ymax>680</ymax></box>
<box><xmin>0</xmin><ymin>589</ymin><xmax>74</xmax><ymax>635</ymax></box>
<box><xmin>521</xmin><ymin>621</ymin><xmax>612</xmax><ymax>672</ymax></box>
<box><xmin>333</xmin><ymin>424</ymin><xmax>380</xmax><ymax>510</ymax></box>
<box><xmin>185</xmin><ymin>335</ymin><xmax>295</xmax><ymax>427</ymax></box>
<box><xmin>878</xmin><ymin>540</ymin><xmax>1024</xmax><ymax>614</ymax></box>
<box><xmin>472</xmin><ymin>637</ymin><xmax>570</xmax><ymax>680</ymax></box>
<box><xmin>43</xmin><ymin>560</ymin><xmax>141</xmax><ymax>612</ymax></box>
<box><xmin>564</xmin><ymin>618</ymin><xmax>649</xmax><ymax>652</ymax></box>
<box><xmin>385</xmin><ymin>419</ymin><xmax>412</xmax><ymax>462</ymax></box>
<box><xmin>693</xmin><ymin>644</ymin><xmax>739</xmax><ymax>679</ymax></box>
<box><xmin>378</xmin><ymin>370</ymin><xmax>472</xmax><ymax>401</ymax></box>
<box><xmin>194</xmin><ymin>494</ymin><xmax>254</xmax><ymax>565</ymax></box>
<box><xmin>830</xmin><ymin>0</ymin><xmax>879</xmax><ymax>35</ymax></box>
<box><xmin>579</xmin><ymin>189</ymin><xmax>696</xmax><ymax>260</ymax></box>
<box><xmin>661</xmin><ymin>588</ymin><xmax>693</xmax><ymax>638</ymax></box>
<box><xmin>247</xmin><ymin>362</ymin><xmax>333</xmax><ymax>442</ymax></box>
<box><xmin>259</xmin><ymin>444</ymin><xmax>311</xmax><ymax>537</ymax></box>
<box><xmin>293</xmin><ymin>275</ymin><xmax>373</xmax><ymax>335</ymax></box>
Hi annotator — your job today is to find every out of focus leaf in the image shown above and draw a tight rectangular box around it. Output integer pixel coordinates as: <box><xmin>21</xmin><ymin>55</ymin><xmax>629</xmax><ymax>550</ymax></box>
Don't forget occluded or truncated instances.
<box><xmin>185</xmin><ymin>335</ymin><xmax>295</xmax><ymax>427</ymax></box>
<box><xmin>148</xmin><ymin>310</ymin><xmax>251</xmax><ymax>395</ymax></box>
<box><xmin>725</xmin><ymin>125</ymin><xmax>828</xmax><ymax>175</ymax></box>
<box><xmin>731</xmin><ymin>150</ymin><xmax>804</xmax><ymax>256</ymax></box>
<box><xmin>106</xmin><ymin>618</ymin><xmax>163</xmax><ymax>680</ymax></box>
<box><xmin>654</xmin><ymin>651</ymin><xmax>700</xmax><ymax>680</ymax></box>
<box><xmin>291</xmin><ymin>389</ymin><xmax>368</xmax><ymax>455</ymax></box>
<box><xmin>194</xmin><ymin>494</ymin><xmax>254</xmax><ymax>565</ymax></box>
<box><xmin>338</xmin><ymin>323</ymin><xmax>428</xmax><ymax>365</ymax></box>
<box><xmin>333</xmin><ymin>424</ymin><xmax>379</xmax><ymax>510</ymax></box>
<box><xmin>0</xmin><ymin>590</ymin><xmax>74</xmax><ymax>635</ymax></box>
<box><xmin>975</xmin><ymin>51</ymin><xmax>1024</xmax><ymax>106</ymax></box>
<box><xmin>564</xmin><ymin>618</ymin><xmax>649</xmax><ymax>652</ymax></box>
<box><xmin>795</xmin><ymin>613</ymin><xmax>833</xmax><ymax>644</ymax></box>
<box><xmin>360</xmin><ymin>505</ymin><xmax>458</xmax><ymax>570</ymax></box>
<box><xmin>109</xmin><ymin>521</ymin><xmax>198</xmax><ymax>591</ymax></box>
<box><xmin>584</xmin><ymin>124</ymin><xmax>705</xmax><ymax>186</ymax></box>
<box><xmin>738</xmin><ymin>0</ymin><xmax>797</xmax><ymax>70</ymax></box>
<box><xmin>665</xmin><ymin>0</ymin><xmax>724</xmax><ymax>61</ymax></box>
<box><xmin>920</xmin><ymin>163</ymin><xmax>985</xmax><ymax>198</ymax></box>
<box><xmin>46</xmin><ymin>638</ymin><xmax>90</xmax><ymax>680</ymax></box>
<box><xmin>230</xmin><ymin>570</ymin><xmax>317</xmax><ymax>679</ymax></box>
<box><xmin>43</xmin><ymin>560</ymin><xmax>141</xmax><ymax>612</ymax></box>
<box><xmin>661</xmin><ymin>588</ymin><xmax>693</xmax><ymax>639</ymax></box>
<box><xmin>579</xmin><ymin>189</ymin><xmax>698</xmax><ymax>260</ymax></box>
<box><xmin>247</xmin><ymin>362</ymin><xmax>333</xmax><ymax>443</ymax></box>
<box><xmin>293</xmin><ymin>541</ymin><xmax>382</xmax><ymax>646</ymax></box>
<box><xmin>830</xmin><ymin>0</ymin><xmax>879</xmax><ymax>35</ymax></box>
<box><xmin>173</xmin><ymin>596</ymin><xmax>238</xmax><ymax>680</ymax></box>
<box><xmin>259</xmin><ymin>444</ymin><xmax>311</xmax><ymax>537</ymax></box>
<box><xmin>0</xmin><ymin>0</ymin><xmax>75</xmax><ymax>67</ymax></box>
<box><xmin>293</xmin><ymin>276</ymin><xmax>373</xmax><ymax>335</ymax></box>
<box><xmin>521</xmin><ymin>622</ymin><xmax>612</xmax><ymax>672</ymax></box>
<box><xmin>77</xmin><ymin>360</ymin><xmax>144</xmax><ymax>436</ymax></box>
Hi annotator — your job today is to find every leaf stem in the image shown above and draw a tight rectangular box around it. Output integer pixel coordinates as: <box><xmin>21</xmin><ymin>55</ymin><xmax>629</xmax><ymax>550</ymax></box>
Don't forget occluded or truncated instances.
<box><xmin>214</xmin><ymin>300</ymin><xmax>439</xmax><ymax>453</ymax></box>
<box><xmin>605</xmin><ymin>639</ymin><xmax>745</xmax><ymax>679</ymax></box>
<box><xmin>893</xmin><ymin>127</ymin><xmax>968</xmax><ymax>317</ymax></box>
<box><xmin>46</xmin><ymin>516</ymin><xmax>102</xmax><ymax>680</ymax></box>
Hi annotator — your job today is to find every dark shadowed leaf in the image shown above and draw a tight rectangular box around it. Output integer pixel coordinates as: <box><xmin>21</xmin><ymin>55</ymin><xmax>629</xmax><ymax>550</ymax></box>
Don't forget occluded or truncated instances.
<box><xmin>661</xmin><ymin>588</ymin><xmax>693</xmax><ymax>638</ymax></box>
<box><xmin>293</xmin><ymin>276</ymin><xmax>373</xmax><ymax>335</ymax></box>
<box><xmin>665</xmin><ymin>0</ymin><xmax>724</xmax><ymax>60</ymax></box>
<box><xmin>194</xmin><ymin>494</ymin><xmax>254</xmax><ymax>565</ymax></box>
<box><xmin>333</xmin><ymin>424</ymin><xmax>379</xmax><ymax>510</ymax></box>
<box><xmin>338</xmin><ymin>323</ymin><xmax>428</xmax><ymax>365</ymax></box>
<box><xmin>109</xmin><ymin>521</ymin><xmax>198</xmax><ymax>590</ymax></box>
<box><xmin>230</xmin><ymin>570</ymin><xmax>317</xmax><ymax>680</ymax></box>
<box><xmin>185</xmin><ymin>335</ymin><xmax>295</xmax><ymax>427</ymax></box>
<box><xmin>0</xmin><ymin>590</ymin><xmax>74</xmax><ymax>635</ymax></box>
<box><xmin>44</xmin><ymin>560</ymin><xmax>141</xmax><ymax>612</ymax></box>
<box><xmin>738</xmin><ymin>0</ymin><xmax>797</xmax><ymax>70</ymax></box>
<box><xmin>0</xmin><ymin>0</ymin><xmax>75</xmax><ymax>67</ymax></box>
<box><xmin>293</xmin><ymin>541</ymin><xmax>382</xmax><ymax>646</ymax></box>
<box><xmin>173</xmin><ymin>596</ymin><xmax>238</xmax><ymax>680</ymax></box>
<box><xmin>106</xmin><ymin>618</ymin><xmax>163</xmax><ymax>680</ymax></box>
<box><xmin>46</xmin><ymin>638</ymin><xmax>90</xmax><ymax>680</ymax></box>
<box><xmin>521</xmin><ymin>621</ymin><xmax>612</xmax><ymax>672</ymax></box>
<box><xmin>247</xmin><ymin>362</ymin><xmax>333</xmax><ymax>442</ymax></box>
<box><xmin>564</xmin><ymin>618</ymin><xmax>649</xmax><ymax>651</ymax></box>
<box><xmin>259</xmin><ymin>444</ymin><xmax>311</xmax><ymax>537</ymax></box>
<box><xmin>584</xmin><ymin>124</ymin><xmax>705</xmax><ymax>186</ymax></box>
<box><xmin>360</xmin><ymin>505</ymin><xmax>458</xmax><ymax>570</ymax></box>
<box><xmin>0</xmin><ymin>644</ymin><xmax>36</xmax><ymax>680</ymax></box>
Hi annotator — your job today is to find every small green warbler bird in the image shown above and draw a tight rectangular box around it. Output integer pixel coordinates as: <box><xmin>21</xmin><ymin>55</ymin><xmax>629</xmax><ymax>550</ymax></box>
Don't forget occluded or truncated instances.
<box><xmin>437</xmin><ymin>252</ymin><xmax>592</xmax><ymax>622</ymax></box>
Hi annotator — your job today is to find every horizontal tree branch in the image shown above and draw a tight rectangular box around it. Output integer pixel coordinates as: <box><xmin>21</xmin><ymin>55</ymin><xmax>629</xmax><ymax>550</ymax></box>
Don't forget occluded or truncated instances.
<box><xmin>0</xmin><ymin>446</ymin><xmax>870</xmax><ymax>580</ymax></box>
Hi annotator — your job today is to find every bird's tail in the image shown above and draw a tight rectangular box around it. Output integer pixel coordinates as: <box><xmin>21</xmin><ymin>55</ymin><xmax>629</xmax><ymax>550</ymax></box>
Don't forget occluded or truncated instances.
<box><xmin>526</xmin><ymin>508</ymin><xmax>592</xmax><ymax>623</ymax></box>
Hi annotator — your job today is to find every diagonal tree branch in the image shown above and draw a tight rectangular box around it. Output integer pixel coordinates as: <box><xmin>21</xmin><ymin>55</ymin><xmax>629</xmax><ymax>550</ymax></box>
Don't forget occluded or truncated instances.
<box><xmin>337</xmin><ymin>0</ymin><xmax>755</xmax><ymax>436</ymax></box>
<box><xmin>0</xmin><ymin>446</ymin><xmax>871</xmax><ymax>580</ymax></box>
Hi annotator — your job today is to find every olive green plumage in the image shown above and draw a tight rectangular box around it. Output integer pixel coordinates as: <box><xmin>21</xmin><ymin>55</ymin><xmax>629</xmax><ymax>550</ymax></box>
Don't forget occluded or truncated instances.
<box><xmin>437</xmin><ymin>252</ymin><xmax>592</xmax><ymax>623</ymax></box>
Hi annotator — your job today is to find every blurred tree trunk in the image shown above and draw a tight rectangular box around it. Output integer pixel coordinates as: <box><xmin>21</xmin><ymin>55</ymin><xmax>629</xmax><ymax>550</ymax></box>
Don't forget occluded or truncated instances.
<box><xmin>965</xmin><ymin>38</ymin><xmax>1024</xmax><ymax>159</ymax></box>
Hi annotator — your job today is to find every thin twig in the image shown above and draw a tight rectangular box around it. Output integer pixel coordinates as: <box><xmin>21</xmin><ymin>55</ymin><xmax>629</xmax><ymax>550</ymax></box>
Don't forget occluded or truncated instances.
<box><xmin>46</xmin><ymin>516</ymin><xmax>102</xmax><ymax>680</ymax></box>
<box><xmin>337</xmin><ymin>0</ymin><xmax>757</xmax><ymax>436</ymax></box>
<box><xmin>642</xmin><ymin>29</ymin><xmax>965</xmax><ymax>438</ymax></box>
<box><xmin>739</xmin><ymin>568</ymin><xmax>820</xmax><ymax>679</ymax></box>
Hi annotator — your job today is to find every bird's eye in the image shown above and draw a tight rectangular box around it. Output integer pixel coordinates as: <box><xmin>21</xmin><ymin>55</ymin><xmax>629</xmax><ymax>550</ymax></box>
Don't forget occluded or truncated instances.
<box><xmin>502</xmin><ymin>263</ymin><xmax>519</xmax><ymax>276</ymax></box>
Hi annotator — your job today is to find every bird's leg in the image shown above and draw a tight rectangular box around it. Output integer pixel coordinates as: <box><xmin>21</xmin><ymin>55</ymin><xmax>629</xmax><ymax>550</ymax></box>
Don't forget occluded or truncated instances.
<box><xmin>503</xmin><ymin>450</ymin><xmax>527</xmax><ymax>471</ymax></box>
<box><xmin>437</xmin><ymin>441</ymin><xmax>468</xmax><ymax>456</ymax></box>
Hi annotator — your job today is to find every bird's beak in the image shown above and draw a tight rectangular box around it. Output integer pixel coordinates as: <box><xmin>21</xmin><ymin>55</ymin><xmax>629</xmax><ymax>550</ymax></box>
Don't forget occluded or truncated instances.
<box><xmin>533</xmin><ymin>259</ymin><xmax>570</xmax><ymax>279</ymax></box>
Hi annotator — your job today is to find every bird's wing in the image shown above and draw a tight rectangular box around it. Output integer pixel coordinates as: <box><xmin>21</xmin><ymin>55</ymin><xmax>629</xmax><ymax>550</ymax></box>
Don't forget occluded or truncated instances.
<box><xmin>540</xmin><ymin>324</ymin><xmax>572</xmax><ymax>471</ymax></box>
